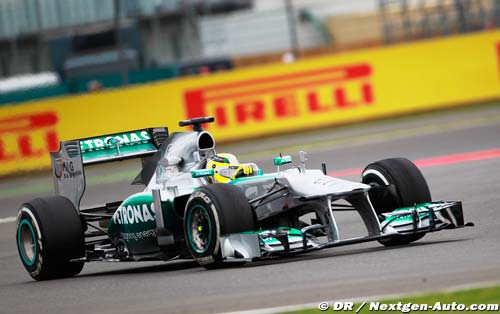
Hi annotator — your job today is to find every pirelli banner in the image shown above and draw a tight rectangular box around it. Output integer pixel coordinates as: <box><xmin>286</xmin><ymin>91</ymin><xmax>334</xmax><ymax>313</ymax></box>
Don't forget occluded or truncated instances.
<box><xmin>2</xmin><ymin>30</ymin><xmax>500</xmax><ymax>175</ymax></box>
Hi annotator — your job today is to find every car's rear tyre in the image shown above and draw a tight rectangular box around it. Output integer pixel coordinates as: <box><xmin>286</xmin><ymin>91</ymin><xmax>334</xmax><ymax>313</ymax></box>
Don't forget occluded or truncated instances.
<box><xmin>362</xmin><ymin>158</ymin><xmax>431</xmax><ymax>246</ymax></box>
<box><xmin>16</xmin><ymin>196</ymin><xmax>85</xmax><ymax>280</ymax></box>
<box><xmin>184</xmin><ymin>184</ymin><xmax>254</xmax><ymax>269</ymax></box>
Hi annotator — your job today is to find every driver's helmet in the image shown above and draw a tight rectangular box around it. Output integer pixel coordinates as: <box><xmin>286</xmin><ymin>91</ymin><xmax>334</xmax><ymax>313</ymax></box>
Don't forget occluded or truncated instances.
<box><xmin>206</xmin><ymin>153</ymin><xmax>254</xmax><ymax>183</ymax></box>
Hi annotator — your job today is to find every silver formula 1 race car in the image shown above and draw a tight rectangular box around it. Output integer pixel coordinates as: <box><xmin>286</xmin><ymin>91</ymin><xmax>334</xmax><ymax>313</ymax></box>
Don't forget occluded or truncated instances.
<box><xmin>16</xmin><ymin>117</ymin><xmax>473</xmax><ymax>280</ymax></box>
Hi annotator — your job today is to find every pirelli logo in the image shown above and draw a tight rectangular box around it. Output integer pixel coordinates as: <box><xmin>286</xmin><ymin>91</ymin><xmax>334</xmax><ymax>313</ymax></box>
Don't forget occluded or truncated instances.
<box><xmin>184</xmin><ymin>63</ymin><xmax>374</xmax><ymax>127</ymax></box>
<box><xmin>0</xmin><ymin>112</ymin><xmax>59</xmax><ymax>161</ymax></box>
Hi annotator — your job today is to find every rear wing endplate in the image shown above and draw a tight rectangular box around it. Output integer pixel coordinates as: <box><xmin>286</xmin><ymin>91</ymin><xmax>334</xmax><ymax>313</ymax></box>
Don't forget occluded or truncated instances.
<box><xmin>50</xmin><ymin>128</ymin><xmax>168</xmax><ymax>209</ymax></box>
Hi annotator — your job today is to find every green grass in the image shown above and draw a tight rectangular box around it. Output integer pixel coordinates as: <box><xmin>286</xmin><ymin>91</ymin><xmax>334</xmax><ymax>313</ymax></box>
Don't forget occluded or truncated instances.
<box><xmin>280</xmin><ymin>284</ymin><xmax>500</xmax><ymax>313</ymax></box>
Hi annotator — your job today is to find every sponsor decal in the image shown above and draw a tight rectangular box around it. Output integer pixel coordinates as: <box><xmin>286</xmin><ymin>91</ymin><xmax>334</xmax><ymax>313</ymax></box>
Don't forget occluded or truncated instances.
<box><xmin>313</xmin><ymin>176</ymin><xmax>337</xmax><ymax>186</ymax></box>
<box><xmin>2</xmin><ymin>30</ymin><xmax>500</xmax><ymax>177</ymax></box>
<box><xmin>53</xmin><ymin>158</ymin><xmax>75</xmax><ymax>179</ymax></box>
<box><xmin>0</xmin><ymin>112</ymin><xmax>59</xmax><ymax>162</ymax></box>
<box><xmin>80</xmin><ymin>131</ymin><xmax>151</xmax><ymax>152</ymax></box>
<box><xmin>184</xmin><ymin>63</ymin><xmax>374</xmax><ymax>127</ymax></box>
<box><xmin>191</xmin><ymin>168</ymin><xmax>215</xmax><ymax>178</ymax></box>
<box><xmin>120</xmin><ymin>229</ymin><xmax>157</xmax><ymax>241</ymax></box>
<box><xmin>112</xmin><ymin>202</ymin><xmax>156</xmax><ymax>225</ymax></box>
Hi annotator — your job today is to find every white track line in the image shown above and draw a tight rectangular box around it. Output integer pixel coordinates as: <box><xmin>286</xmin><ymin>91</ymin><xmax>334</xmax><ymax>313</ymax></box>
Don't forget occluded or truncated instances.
<box><xmin>219</xmin><ymin>281</ymin><xmax>500</xmax><ymax>314</ymax></box>
<box><xmin>0</xmin><ymin>216</ymin><xmax>16</xmax><ymax>224</ymax></box>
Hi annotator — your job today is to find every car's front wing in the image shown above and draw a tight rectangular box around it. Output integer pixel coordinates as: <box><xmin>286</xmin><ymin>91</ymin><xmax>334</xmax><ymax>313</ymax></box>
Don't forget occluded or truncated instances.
<box><xmin>220</xmin><ymin>201</ymin><xmax>473</xmax><ymax>261</ymax></box>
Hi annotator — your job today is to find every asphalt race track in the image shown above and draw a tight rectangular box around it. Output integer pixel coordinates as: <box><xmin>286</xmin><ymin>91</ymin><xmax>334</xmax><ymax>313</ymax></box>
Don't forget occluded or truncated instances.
<box><xmin>1</xmin><ymin>104</ymin><xmax>499</xmax><ymax>314</ymax></box>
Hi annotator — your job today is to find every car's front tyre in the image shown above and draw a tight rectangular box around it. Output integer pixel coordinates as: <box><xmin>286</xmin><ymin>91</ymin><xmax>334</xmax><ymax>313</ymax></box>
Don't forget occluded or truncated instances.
<box><xmin>362</xmin><ymin>158</ymin><xmax>431</xmax><ymax>246</ymax></box>
<box><xmin>183</xmin><ymin>184</ymin><xmax>254</xmax><ymax>269</ymax></box>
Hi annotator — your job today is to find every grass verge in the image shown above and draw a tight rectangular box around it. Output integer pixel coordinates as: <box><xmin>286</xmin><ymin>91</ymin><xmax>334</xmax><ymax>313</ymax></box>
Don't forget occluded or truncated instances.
<box><xmin>280</xmin><ymin>284</ymin><xmax>500</xmax><ymax>313</ymax></box>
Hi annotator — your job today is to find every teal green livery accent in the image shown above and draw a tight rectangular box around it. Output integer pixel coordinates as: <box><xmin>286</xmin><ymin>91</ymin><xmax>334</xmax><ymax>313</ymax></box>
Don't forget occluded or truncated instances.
<box><xmin>80</xmin><ymin>130</ymin><xmax>156</xmax><ymax>163</ymax></box>
<box><xmin>241</xmin><ymin>227</ymin><xmax>303</xmax><ymax>245</ymax></box>
<box><xmin>17</xmin><ymin>219</ymin><xmax>37</xmax><ymax>266</ymax></box>
<box><xmin>229</xmin><ymin>173</ymin><xmax>276</xmax><ymax>184</ymax></box>
<box><xmin>382</xmin><ymin>203</ymin><xmax>434</xmax><ymax>224</ymax></box>
<box><xmin>107</xmin><ymin>192</ymin><xmax>182</xmax><ymax>255</ymax></box>
<box><xmin>274</xmin><ymin>155</ymin><xmax>292</xmax><ymax>166</ymax></box>
<box><xmin>191</xmin><ymin>169</ymin><xmax>215</xmax><ymax>178</ymax></box>
<box><xmin>185</xmin><ymin>205</ymin><xmax>212</xmax><ymax>253</ymax></box>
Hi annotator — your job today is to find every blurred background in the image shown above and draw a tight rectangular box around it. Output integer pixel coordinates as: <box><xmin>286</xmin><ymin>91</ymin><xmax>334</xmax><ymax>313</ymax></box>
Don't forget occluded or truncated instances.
<box><xmin>1</xmin><ymin>3</ymin><xmax>500</xmax><ymax>312</ymax></box>
<box><xmin>0</xmin><ymin>0</ymin><xmax>498</xmax><ymax>103</ymax></box>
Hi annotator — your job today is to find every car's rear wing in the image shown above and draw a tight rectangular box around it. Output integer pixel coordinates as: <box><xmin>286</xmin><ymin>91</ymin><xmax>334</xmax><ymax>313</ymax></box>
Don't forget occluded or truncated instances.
<box><xmin>50</xmin><ymin>128</ymin><xmax>168</xmax><ymax>210</ymax></box>
<box><xmin>78</xmin><ymin>128</ymin><xmax>168</xmax><ymax>165</ymax></box>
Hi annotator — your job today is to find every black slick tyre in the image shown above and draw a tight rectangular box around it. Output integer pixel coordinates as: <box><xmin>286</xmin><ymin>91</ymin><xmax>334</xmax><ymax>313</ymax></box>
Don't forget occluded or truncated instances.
<box><xmin>16</xmin><ymin>196</ymin><xmax>85</xmax><ymax>280</ymax></box>
<box><xmin>184</xmin><ymin>184</ymin><xmax>254</xmax><ymax>269</ymax></box>
<box><xmin>362</xmin><ymin>158</ymin><xmax>431</xmax><ymax>246</ymax></box>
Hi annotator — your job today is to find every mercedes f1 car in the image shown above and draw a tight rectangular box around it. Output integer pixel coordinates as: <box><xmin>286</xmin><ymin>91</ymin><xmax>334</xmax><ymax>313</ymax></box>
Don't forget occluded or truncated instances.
<box><xmin>16</xmin><ymin>117</ymin><xmax>473</xmax><ymax>280</ymax></box>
